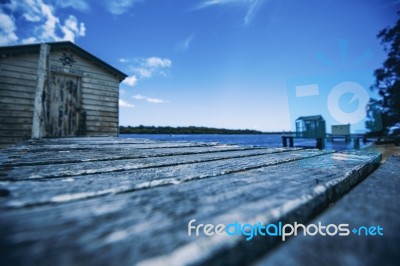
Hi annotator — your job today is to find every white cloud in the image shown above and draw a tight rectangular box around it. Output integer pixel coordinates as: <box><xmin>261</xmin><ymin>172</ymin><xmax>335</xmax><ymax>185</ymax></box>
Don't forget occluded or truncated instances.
<box><xmin>104</xmin><ymin>0</ymin><xmax>143</xmax><ymax>15</ymax></box>
<box><xmin>60</xmin><ymin>15</ymin><xmax>86</xmax><ymax>42</ymax></box>
<box><xmin>22</xmin><ymin>37</ymin><xmax>37</xmax><ymax>44</ymax></box>
<box><xmin>123</xmin><ymin>75</ymin><xmax>138</xmax><ymax>87</ymax></box>
<box><xmin>0</xmin><ymin>12</ymin><xmax>18</xmax><ymax>45</ymax></box>
<box><xmin>176</xmin><ymin>34</ymin><xmax>195</xmax><ymax>52</ymax></box>
<box><xmin>146</xmin><ymin>97</ymin><xmax>167</xmax><ymax>104</ymax></box>
<box><xmin>244</xmin><ymin>0</ymin><xmax>263</xmax><ymax>25</ymax></box>
<box><xmin>136</xmin><ymin>68</ymin><xmax>152</xmax><ymax>78</ymax></box>
<box><xmin>132</xmin><ymin>94</ymin><xmax>146</xmax><ymax>100</ymax></box>
<box><xmin>119</xmin><ymin>99</ymin><xmax>135</xmax><ymax>108</ymax></box>
<box><xmin>196</xmin><ymin>0</ymin><xmax>238</xmax><ymax>9</ymax></box>
<box><xmin>195</xmin><ymin>0</ymin><xmax>264</xmax><ymax>25</ymax></box>
<box><xmin>0</xmin><ymin>0</ymin><xmax>86</xmax><ymax>46</ymax></box>
<box><xmin>123</xmin><ymin>57</ymin><xmax>172</xmax><ymax>81</ymax></box>
<box><xmin>55</xmin><ymin>0</ymin><xmax>90</xmax><ymax>12</ymax></box>
<box><xmin>132</xmin><ymin>94</ymin><xmax>168</xmax><ymax>104</ymax></box>
<box><xmin>145</xmin><ymin>57</ymin><xmax>172</xmax><ymax>68</ymax></box>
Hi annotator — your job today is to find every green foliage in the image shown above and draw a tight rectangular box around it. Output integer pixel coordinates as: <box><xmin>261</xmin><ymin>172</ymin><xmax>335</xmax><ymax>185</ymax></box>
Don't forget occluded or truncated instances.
<box><xmin>367</xmin><ymin>12</ymin><xmax>400</xmax><ymax>133</ymax></box>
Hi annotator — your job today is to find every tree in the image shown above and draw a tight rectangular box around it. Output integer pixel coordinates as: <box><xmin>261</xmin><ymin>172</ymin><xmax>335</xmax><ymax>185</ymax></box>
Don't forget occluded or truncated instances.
<box><xmin>366</xmin><ymin>12</ymin><xmax>400</xmax><ymax>133</ymax></box>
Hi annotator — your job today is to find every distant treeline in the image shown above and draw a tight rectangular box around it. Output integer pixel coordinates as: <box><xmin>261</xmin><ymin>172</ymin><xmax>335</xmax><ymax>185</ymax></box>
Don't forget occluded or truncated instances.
<box><xmin>119</xmin><ymin>125</ymin><xmax>277</xmax><ymax>134</ymax></box>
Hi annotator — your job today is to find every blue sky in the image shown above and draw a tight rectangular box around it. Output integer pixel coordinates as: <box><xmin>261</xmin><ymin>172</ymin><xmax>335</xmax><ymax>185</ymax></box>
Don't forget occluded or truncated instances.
<box><xmin>1</xmin><ymin>0</ymin><xmax>399</xmax><ymax>132</ymax></box>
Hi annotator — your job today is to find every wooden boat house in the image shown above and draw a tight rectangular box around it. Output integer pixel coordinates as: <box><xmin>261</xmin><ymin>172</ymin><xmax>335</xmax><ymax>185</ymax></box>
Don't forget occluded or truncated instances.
<box><xmin>295</xmin><ymin>115</ymin><xmax>326</xmax><ymax>138</ymax></box>
<box><xmin>0</xmin><ymin>42</ymin><xmax>127</xmax><ymax>144</ymax></box>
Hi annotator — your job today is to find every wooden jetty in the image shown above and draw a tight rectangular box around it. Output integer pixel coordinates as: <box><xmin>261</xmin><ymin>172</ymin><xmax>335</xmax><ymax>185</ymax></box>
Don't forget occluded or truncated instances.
<box><xmin>0</xmin><ymin>137</ymin><xmax>398</xmax><ymax>265</ymax></box>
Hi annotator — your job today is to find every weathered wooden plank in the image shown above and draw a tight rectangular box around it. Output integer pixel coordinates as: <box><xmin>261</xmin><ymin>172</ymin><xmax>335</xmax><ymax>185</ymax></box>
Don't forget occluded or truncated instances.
<box><xmin>0</xmin><ymin>130</ymin><xmax>31</xmax><ymax>137</ymax></box>
<box><xmin>0</xmin><ymin>147</ymin><xmax>317</xmax><ymax>181</ymax></box>
<box><xmin>82</xmin><ymin>103</ymin><xmax>118</xmax><ymax>113</ymax></box>
<box><xmin>0</xmin><ymin>115</ymin><xmax>32</xmax><ymax>123</ymax></box>
<box><xmin>0</xmin><ymin>141</ymin><xmax>257</xmax><ymax>166</ymax></box>
<box><xmin>0</xmin><ymin>76</ymin><xmax>37</xmax><ymax>87</ymax></box>
<box><xmin>0</xmin><ymin>61</ymin><xmax>38</xmax><ymax>75</ymax></box>
<box><xmin>82</xmin><ymin>73</ymin><xmax>120</xmax><ymax>85</ymax></box>
<box><xmin>85</xmin><ymin>115</ymin><xmax>118</xmax><ymax>123</ymax></box>
<box><xmin>0</xmin><ymin>150</ymin><xmax>380</xmax><ymax>266</ymax></box>
<box><xmin>0</xmin><ymin>111</ymin><xmax>33</xmax><ymax>119</ymax></box>
<box><xmin>0</xmin><ymin>83</ymin><xmax>36</xmax><ymax>94</ymax></box>
<box><xmin>82</xmin><ymin>84</ymin><xmax>118</xmax><ymax>98</ymax></box>
<box><xmin>0</xmin><ymin>146</ymin><xmax>276</xmax><ymax>169</ymax></box>
<box><xmin>0</xmin><ymin>103</ymin><xmax>33</xmax><ymax>112</ymax></box>
<box><xmin>86</xmin><ymin>127</ymin><xmax>118</xmax><ymax>134</ymax></box>
<box><xmin>0</xmin><ymin>123</ymin><xmax>32</xmax><ymax>130</ymax></box>
<box><xmin>0</xmin><ymin>89</ymin><xmax>35</xmax><ymax>99</ymax></box>
<box><xmin>82</xmin><ymin>76</ymin><xmax>119</xmax><ymax>88</ymax></box>
<box><xmin>82</xmin><ymin>98</ymin><xmax>117</xmax><ymax>108</ymax></box>
<box><xmin>256</xmin><ymin>155</ymin><xmax>400</xmax><ymax>266</ymax></box>
<box><xmin>85</xmin><ymin>109</ymin><xmax>117</xmax><ymax>118</ymax></box>
<box><xmin>0</xmin><ymin>68</ymin><xmax>37</xmax><ymax>81</ymax></box>
<box><xmin>81</xmin><ymin>93</ymin><xmax>118</xmax><ymax>103</ymax></box>
<box><xmin>82</xmin><ymin>83</ymin><xmax>119</xmax><ymax>95</ymax></box>
<box><xmin>85</xmin><ymin>121</ymin><xmax>118</xmax><ymax>128</ymax></box>
<box><xmin>86</xmin><ymin>130</ymin><xmax>118</xmax><ymax>137</ymax></box>
<box><xmin>0</xmin><ymin>96</ymin><xmax>34</xmax><ymax>105</ymax></box>
<box><xmin>0</xmin><ymin>149</ymin><xmax>330</xmax><ymax>209</ymax></box>
<box><xmin>0</xmin><ymin>54</ymin><xmax>39</xmax><ymax>68</ymax></box>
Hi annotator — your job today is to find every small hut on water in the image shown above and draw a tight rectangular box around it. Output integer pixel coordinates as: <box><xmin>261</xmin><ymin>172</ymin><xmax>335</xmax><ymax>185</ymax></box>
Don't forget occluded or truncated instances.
<box><xmin>0</xmin><ymin>42</ymin><xmax>127</xmax><ymax>144</ymax></box>
<box><xmin>295</xmin><ymin>115</ymin><xmax>326</xmax><ymax>138</ymax></box>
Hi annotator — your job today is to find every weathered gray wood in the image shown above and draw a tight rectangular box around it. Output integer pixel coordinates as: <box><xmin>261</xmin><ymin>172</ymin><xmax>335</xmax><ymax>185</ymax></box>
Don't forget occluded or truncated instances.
<box><xmin>1</xmin><ymin>42</ymin><xmax>125</xmax><ymax>144</ymax></box>
<box><xmin>50</xmin><ymin>51</ymin><xmax>120</xmax><ymax>82</ymax></box>
<box><xmin>83</xmin><ymin>84</ymin><xmax>119</xmax><ymax>95</ymax></box>
<box><xmin>0</xmin><ymin>115</ymin><xmax>32</xmax><ymax>123</ymax></box>
<box><xmin>85</xmin><ymin>109</ymin><xmax>117</xmax><ymax>119</ymax></box>
<box><xmin>0</xmin><ymin>147</ymin><xmax>299</xmax><ymax>178</ymax></box>
<box><xmin>0</xmin><ymin>96</ymin><xmax>34</xmax><ymax>105</ymax></box>
<box><xmin>31</xmin><ymin>43</ymin><xmax>49</xmax><ymax>139</ymax></box>
<box><xmin>0</xmin><ymin>62</ymin><xmax>39</xmax><ymax>75</ymax></box>
<box><xmin>0</xmin><ymin>123</ymin><xmax>32</xmax><ymax>130</ymax></box>
<box><xmin>45</xmin><ymin>74</ymin><xmax>81</xmax><ymax>137</ymax></box>
<box><xmin>0</xmin><ymin>83</ymin><xmax>36</xmax><ymax>94</ymax></box>
<box><xmin>0</xmin><ymin>89</ymin><xmax>35</xmax><ymax>99</ymax></box>
<box><xmin>256</xmin><ymin>155</ymin><xmax>400</xmax><ymax>266</ymax></box>
<box><xmin>0</xmin><ymin>149</ymin><xmax>325</xmax><ymax>208</ymax></box>
<box><xmin>82</xmin><ymin>102</ymin><xmax>118</xmax><ymax>112</ymax></box>
<box><xmin>0</xmin><ymin>76</ymin><xmax>37</xmax><ymax>87</ymax></box>
<box><xmin>0</xmin><ymin>53</ymin><xmax>40</xmax><ymax>67</ymax></box>
<box><xmin>0</xmin><ymin>144</ymin><xmax>287</xmax><ymax>167</ymax></box>
<box><xmin>82</xmin><ymin>93</ymin><xmax>118</xmax><ymax>103</ymax></box>
<box><xmin>0</xmin><ymin>68</ymin><xmax>38</xmax><ymax>80</ymax></box>
<box><xmin>82</xmin><ymin>98</ymin><xmax>117</xmax><ymax>108</ymax></box>
<box><xmin>85</xmin><ymin>115</ymin><xmax>117</xmax><ymax>123</ymax></box>
<box><xmin>0</xmin><ymin>139</ymin><xmax>381</xmax><ymax>265</ymax></box>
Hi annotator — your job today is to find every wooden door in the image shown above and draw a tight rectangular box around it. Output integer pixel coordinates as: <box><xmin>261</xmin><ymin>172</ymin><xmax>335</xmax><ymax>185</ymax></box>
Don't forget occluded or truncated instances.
<box><xmin>45</xmin><ymin>74</ymin><xmax>81</xmax><ymax>137</ymax></box>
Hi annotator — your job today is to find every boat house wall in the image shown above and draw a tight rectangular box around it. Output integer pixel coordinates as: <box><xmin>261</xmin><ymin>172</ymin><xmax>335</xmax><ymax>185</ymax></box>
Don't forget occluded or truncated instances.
<box><xmin>0</xmin><ymin>42</ymin><xmax>127</xmax><ymax>144</ymax></box>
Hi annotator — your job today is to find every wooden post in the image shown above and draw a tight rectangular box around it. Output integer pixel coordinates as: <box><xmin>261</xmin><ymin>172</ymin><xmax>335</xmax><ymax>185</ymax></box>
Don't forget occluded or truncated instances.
<box><xmin>354</xmin><ymin>137</ymin><xmax>360</xmax><ymax>150</ymax></box>
<box><xmin>31</xmin><ymin>44</ymin><xmax>49</xmax><ymax>139</ymax></box>
<box><xmin>282</xmin><ymin>136</ymin><xmax>287</xmax><ymax>147</ymax></box>
<box><xmin>289</xmin><ymin>137</ymin><xmax>294</xmax><ymax>147</ymax></box>
<box><xmin>316</xmin><ymin>138</ymin><xmax>325</xmax><ymax>150</ymax></box>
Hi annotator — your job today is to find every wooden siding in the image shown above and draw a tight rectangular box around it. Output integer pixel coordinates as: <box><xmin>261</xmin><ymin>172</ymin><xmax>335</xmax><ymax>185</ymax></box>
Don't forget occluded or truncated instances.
<box><xmin>48</xmin><ymin>50</ymin><xmax>119</xmax><ymax>137</ymax></box>
<box><xmin>0</xmin><ymin>44</ymin><xmax>122</xmax><ymax>144</ymax></box>
<box><xmin>0</xmin><ymin>53</ymin><xmax>38</xmax><ymax>144</ymax></box>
